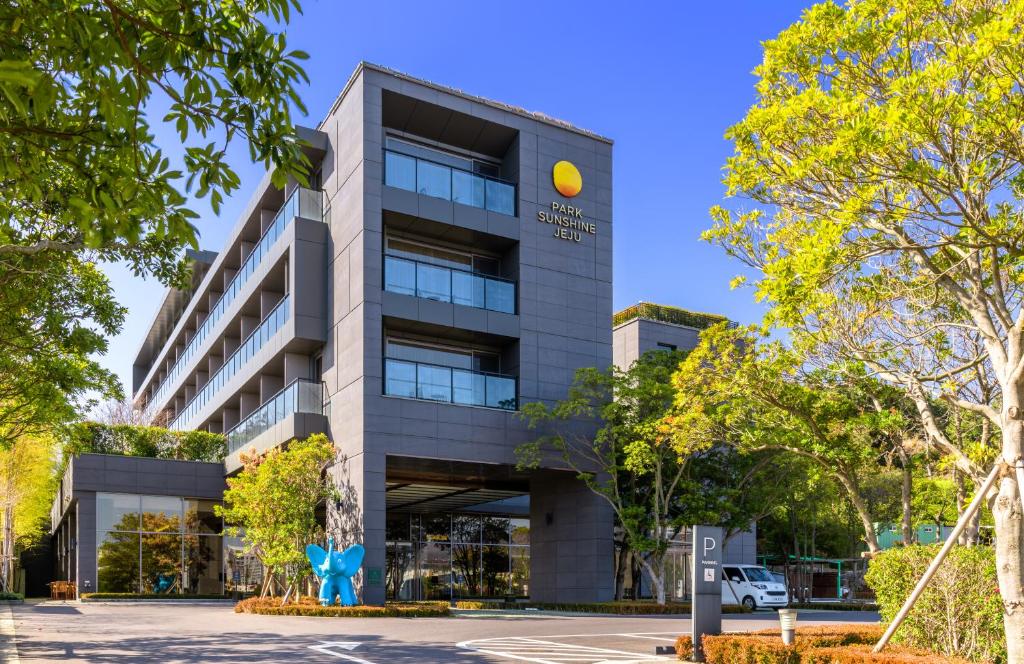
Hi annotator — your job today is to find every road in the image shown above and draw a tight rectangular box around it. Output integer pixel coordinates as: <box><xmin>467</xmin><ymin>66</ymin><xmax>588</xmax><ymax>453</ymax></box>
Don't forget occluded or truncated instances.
<box><xmin>3</xmin><ymin>600</ymin><xmax>880</xmax><ymax>663</ymax></box>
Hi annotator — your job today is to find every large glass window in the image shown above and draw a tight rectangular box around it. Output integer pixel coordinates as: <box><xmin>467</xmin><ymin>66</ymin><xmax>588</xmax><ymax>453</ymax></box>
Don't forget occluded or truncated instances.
<box><xmin>224</xmin><ymin>534</ymin><xmax>262</xmax><ymax>596</ymax></box>
<box><xmin>96</xmin><ymin>492</ymin><xmax>223</xmax><ymax>596</ymax></box>
<box><xmin>416</xmin><ymin>542</ymin><xmax>452</xmax><ymax>601</ymax></box>
<box><xmin>97</xmin><ymin>494</ymin><xmax>140</xmax><ymax>532</ymax></box>
<box><xmin>141</xmin><ymin>533</ymin><xmax>182</xmax><ymax>594</ymax></box>
<box><xmin>141</xmin><ymin>496</ymin><xmax>183</xmax><ymax>533</ymax></box>
<box><xmin>386</xmin><ymin>511</ymin><xmax>530</xmax><ymax>601</ymax></box>
<box><xmin>184</xmin><ymin>535</ymin><xmax>223</xmax><ymax>594</ymax></box>
<box><xmin>97</xmin><ymin>531</ymin><xmax>140</xmax><ymax>593</ymax></box>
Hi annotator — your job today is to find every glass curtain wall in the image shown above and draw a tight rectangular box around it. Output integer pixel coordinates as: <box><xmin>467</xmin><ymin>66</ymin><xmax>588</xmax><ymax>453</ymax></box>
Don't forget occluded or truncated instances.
<box><xmin>96</xmin><ymin>493</ymin><xmax>223</xmax><ymax>595</ymax></box>
<box><xmin>385</xmin><ymin>512</ymin><xmax>529</xmax><ymax>601</ymax></box>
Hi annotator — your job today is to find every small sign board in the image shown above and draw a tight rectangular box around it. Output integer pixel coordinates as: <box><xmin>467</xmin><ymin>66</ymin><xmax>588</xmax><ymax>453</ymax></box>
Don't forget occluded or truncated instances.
<box><xmin>365</xmin><ymin>566</ymin><xmax>383</xmax><ymax>587</ymax></box>
<box><xmin>691</xmin><ymin>525</ymin><xmax>723</xmax><ymax>662</ymax></box>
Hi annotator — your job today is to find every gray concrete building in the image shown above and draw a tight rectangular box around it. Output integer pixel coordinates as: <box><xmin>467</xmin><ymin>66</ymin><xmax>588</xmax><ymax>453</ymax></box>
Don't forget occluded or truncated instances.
<box><xmin>612</xmin><ymin>302</ymin><xmax>757</xmax><ymax>596</ymax></box>
<box><xmin>124</xmin><ymin>63</ymin><xmax>614</xmax><ymax>604</ymax></box>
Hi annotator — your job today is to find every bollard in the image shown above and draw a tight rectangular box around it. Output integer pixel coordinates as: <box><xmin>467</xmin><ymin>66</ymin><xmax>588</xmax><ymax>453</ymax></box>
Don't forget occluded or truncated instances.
<box><xmin>778</xmin><ymin>608</ymin><xmax>798</xmax><ymax>645</ymax></box>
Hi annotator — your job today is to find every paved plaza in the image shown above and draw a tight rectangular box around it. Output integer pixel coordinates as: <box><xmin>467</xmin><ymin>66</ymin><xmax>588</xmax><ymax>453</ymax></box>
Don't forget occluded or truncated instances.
<box><xmin>2</xmin><ymin>601</ymin><xmax>880</xmax><ymax>663</ymax></box>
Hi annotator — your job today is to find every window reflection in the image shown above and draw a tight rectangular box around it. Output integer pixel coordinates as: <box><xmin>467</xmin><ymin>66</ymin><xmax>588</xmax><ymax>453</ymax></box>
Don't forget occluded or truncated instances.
<box><xmin>97</xmin><ymin>531</ymin><xmax>140</xmax><ymax>593</ymax></box>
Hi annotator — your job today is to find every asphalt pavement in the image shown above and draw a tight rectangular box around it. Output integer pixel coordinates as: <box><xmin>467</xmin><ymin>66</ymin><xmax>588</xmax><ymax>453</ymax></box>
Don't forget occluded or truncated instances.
<box><xmin>3</xmin><ymin>600</ymin><xmax>880</xmax><ymax>663</ymax></box>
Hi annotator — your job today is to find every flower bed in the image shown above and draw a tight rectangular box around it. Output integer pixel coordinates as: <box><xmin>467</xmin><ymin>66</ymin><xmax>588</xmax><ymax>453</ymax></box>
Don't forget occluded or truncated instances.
<box><xmin>235</xmin><ymin>596</ymin><xmax>450</xmax><ymax>617</ymax></box>
<box><xmin>674</xmin><ymin>625</ymin><xmax>972</xmax><ymax>663</ymax></box>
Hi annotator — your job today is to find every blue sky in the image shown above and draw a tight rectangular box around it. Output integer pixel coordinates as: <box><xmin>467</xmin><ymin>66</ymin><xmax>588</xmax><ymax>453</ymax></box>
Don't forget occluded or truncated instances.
<box><xmin>102</xmin><ymin>0</ymin><xmax>815</xmax><ymax>399</ymax></box>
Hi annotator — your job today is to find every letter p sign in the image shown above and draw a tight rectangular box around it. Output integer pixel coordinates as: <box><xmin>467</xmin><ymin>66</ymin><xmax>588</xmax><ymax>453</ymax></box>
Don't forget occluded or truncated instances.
<box><xmin>703</xmin><ymin>536</ymin><xmax>717</xmax><ymax>557</ymax></box>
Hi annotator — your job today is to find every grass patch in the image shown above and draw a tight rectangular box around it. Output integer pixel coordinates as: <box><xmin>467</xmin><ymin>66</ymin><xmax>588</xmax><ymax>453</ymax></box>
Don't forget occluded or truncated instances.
<box><xmin>235</xmin><ymin>596</ymin><xmax>450</xmax><ymax>617</ymax></box>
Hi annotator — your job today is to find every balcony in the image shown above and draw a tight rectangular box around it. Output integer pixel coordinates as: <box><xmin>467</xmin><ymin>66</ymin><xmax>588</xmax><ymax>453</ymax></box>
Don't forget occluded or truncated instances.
<box><xmin>146</xmin><ymin>187</ymin><xmax>322</xmax><ymax>411</ymax></box>
<box><xmin>384</xmin><ymin>255</ymin><xmax>515</xmax><ymax>314</ymax></box>
<box><xmin>227</xmin><ymin>378</ymin><xmax>324</xmax><ymax>454</ymax></box>
<box><xmin>170</xmin><ymin>295</ymin><xmax>291</xmax><ymax>431</ymax></box>
<box><xmin>384</xmin><ymin>359</ymin><xmax>517</xmax><ymax>411</ymax></box>
<box><xmin>384</xmin><ymin>150</ymin><xmax>516</xmax><ymax>216</ymax></box>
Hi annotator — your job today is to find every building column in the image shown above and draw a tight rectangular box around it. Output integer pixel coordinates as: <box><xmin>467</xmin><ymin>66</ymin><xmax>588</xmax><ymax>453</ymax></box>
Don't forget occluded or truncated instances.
<box><xmin>529</xmin><ymin>470</ymin><xmax>614</xmax><ymax>603</ymax></box>
<box><xmin>326</xmin><ymin>451</ymin><xmax>386</xmax><ymax>606</ymax></box>
<box><xmin>76</xmin><ymin>492</ymin><xmax>97</xmax><ymax>595</ymax></box>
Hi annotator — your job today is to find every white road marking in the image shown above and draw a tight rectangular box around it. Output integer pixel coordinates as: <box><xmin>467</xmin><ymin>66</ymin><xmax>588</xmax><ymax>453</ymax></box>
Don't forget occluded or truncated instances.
<box><xmin>457</xmin><ymin>636</ymin><xmax>675</xmax><ymax>663</ymax></box>
<box><xmin>0</xmin><ymin>602</ymin><xmax>19</xmax><ymax>664</ymax></box>
<box><xmin>615</xmin><ymin>634</ymin><xmax>677</xmax><ymax>643</ymax></box>
<box><xmin>308</xmin><ymin>640</ymin><xmax>376</xmax><ymax>663</ymax></box>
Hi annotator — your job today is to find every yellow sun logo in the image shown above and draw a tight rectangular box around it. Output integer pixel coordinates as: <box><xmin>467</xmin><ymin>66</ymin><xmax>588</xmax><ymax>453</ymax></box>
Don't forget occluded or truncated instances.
<box><xmin>552</xmin><ymin>160</ymin><xmax>582</xmax><ymax>198</ymax></box>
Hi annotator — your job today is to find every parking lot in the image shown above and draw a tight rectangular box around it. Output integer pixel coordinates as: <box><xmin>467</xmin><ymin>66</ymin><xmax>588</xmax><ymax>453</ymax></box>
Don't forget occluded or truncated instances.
<box><xmin>3</xmin><ymin>600</ymin><xmax>880</xmax><ymax>663</ymax></box>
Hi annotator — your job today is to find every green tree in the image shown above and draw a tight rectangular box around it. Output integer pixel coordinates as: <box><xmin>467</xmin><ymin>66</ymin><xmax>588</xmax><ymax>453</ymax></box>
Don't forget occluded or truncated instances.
<box><xmin>518</xmin><ymin>350</ymin><xmax>712</xmax><ymax>605</ymax></box>
<box><xmin>705</xmin><ymin>0</ymin><xmax>1024</xmax><ymax>654</ymax></box>
<box><xmin>0</xmin><ymin>0</ymin><xmax>312</xmax><ymax>443</ymax></box>
<box><xmin>216</xmin><ymin>434</ymin><xmax>336</xmax><ymax>601</ymax></box>
<box><xmin>0</xmin><ymin>433</ymin><xmax>58</xmax><ymax>592</ymax></box>
<box><xmin>672</xmin><ymin>324</ymin><xmax>918</xmax><ymax>554</ymax></box>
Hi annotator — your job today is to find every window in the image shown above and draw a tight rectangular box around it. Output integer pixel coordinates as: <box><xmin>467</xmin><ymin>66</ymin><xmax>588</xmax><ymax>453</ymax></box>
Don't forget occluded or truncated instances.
<box><xmin>722</xmin><ymin>566</ymin><xmax>744</xmax><ymax>582</ymax></box>
<box><xmin>95</xmin><ymin>492</ymin><xmax>224</xmax><ymax>596</ymax></box>
<box><xmin>656</xmin><ymin>342</ymin><xmax>678</xmax><ymax>352</ymax></box>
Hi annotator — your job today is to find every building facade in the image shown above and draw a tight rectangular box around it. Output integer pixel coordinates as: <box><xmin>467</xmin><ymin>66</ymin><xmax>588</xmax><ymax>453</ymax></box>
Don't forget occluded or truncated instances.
<box><xmin>125</xmin><ymin>63</ymin><xmax>614</xmax><ymax>604</ymax></box>
<box><xmin>613</xmin><ymin>302</ymin><xmax>757</xmax><ymax>586</ymax></box>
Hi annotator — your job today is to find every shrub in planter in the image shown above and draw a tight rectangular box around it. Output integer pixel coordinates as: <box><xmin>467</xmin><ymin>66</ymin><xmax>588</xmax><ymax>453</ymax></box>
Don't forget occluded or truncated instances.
<box><xmin>234</xmin><ymin>596</ymin><xmax>450</xmax><ymax>617</ymax></box>
<box><xmin>865</xmin><ymin>544</ymin><xmax>1004</xmax><ymax>663</ymax></box>
<box><xmin>676</xmin><ymin>628</ymin><xmax>971</xmax><ymax>663</ymax></box>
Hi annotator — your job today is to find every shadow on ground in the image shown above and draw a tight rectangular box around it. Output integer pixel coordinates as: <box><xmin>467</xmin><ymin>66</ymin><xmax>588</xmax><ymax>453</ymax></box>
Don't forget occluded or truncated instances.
<box><xmin>14</xmin><ymin>632</ymin><xmax>485</xmax><ymax>663</ymax></box>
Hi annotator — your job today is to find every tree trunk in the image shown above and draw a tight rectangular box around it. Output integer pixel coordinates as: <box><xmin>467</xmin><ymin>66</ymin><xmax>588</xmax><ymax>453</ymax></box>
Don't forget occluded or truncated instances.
<box><xmin>995</xmin><ymin>416</ymin><xmax>1024</xmax><ymax>664</ymax></box>
<box><xmin>614</xmin><ymin>542</ymin><xmax>630</xmax><ymax>601</ymax></box>
<box><xmin>899</xmin><ymin>450</ymin><xmax>913</xmax><ymax>545</ymax></box>
<box><xmin>638</xmin><ymin>555</ymin><xmax>667</xmax><ymax>605</ymax></box>
<box><xmin>832</xmin><ymin>467</ymin><xmax>881</xmax><ymax>553</ymax></box>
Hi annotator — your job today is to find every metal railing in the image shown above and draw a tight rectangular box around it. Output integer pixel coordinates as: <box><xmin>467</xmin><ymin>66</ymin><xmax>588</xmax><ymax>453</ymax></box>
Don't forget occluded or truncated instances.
<box><xmin>384</xmin><ymin>255</ymin><xmax>516</xmax><ymax>314</ymax></box>
<box><xmin>384</xmin><ymin>358</ymin><xmax>517</xmax><ymax>411</ymax></box>
<box><xmin>147</xmin><ymin>187</ymin><xmax>322</xmax><ymax>410</ymax></box>
<box><xmin>384</xmin><ymin>150</ymin><xmax>516</xmax><ymax>216</ymax></box>
<box><xmin>169</xmin><ymin>296</ymin><xmax>291</xmax><ymax>431</ymax></box>
<box><xmin>227</xmin><ymin>378</ymin><xmax>324</xmax><ymax>453</ymax></box>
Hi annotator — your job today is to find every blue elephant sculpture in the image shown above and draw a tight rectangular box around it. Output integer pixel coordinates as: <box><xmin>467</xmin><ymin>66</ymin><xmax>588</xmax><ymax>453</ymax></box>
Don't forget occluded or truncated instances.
<box><xmin>306</xmin><ymin>537</ymin><xmax>365</xmax><ymax>606</ymax></box>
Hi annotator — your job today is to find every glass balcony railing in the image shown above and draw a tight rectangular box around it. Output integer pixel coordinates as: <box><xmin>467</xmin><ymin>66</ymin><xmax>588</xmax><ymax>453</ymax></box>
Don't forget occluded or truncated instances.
<box><xmin>384</xmin><ymin>255</ymin><xmax>516</xmax><ymax>314</ymax></box>
<box><xmin>384</xmin><ymin>150</ymin><xmax>516</xmax><ymax>216</ymax></box>
<box><xmin>146</xmin><ymin>187</ymin><xmax>322</xmax><ymax>411</ymax></box>
<box><xmin>170</xmin><ymin>296</ymin><xmax>290</xmax><ymax>431</ymax></box>
<box><xmin>227</xmin><ymin>378</ymin><xmax>324</xmax><ymax>453</ymax></box>
<box><xmin>384</xmin><ymin>358</ymin><xmax>517</xmax><ymax>411</ymax></box>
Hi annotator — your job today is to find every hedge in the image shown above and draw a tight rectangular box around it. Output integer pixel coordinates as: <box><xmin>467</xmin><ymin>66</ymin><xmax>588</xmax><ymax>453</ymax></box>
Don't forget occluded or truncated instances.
<box><xmin>235</xmin><ymin>597</ymin><xmax>450</xmax><ymax>617</ymax></box>
<box><xmin>865</xmin><ymin>545</ymin><xmax>1004</xmax><ymax>663</ymax></box>
<box><xmin>65</xmin><ymin>422</ymin><xmax>226</xmax><ymax>462</ymax></box>
<box><xmin>613</xmin><ymin>302</ymin><xmax>730</xmax><ymax>330</ymax></box>
<box><xmin>675</xmin><ymin>626</ymin><xmax>972</xmax><ymax>663</ymax></box>
<box><xmin>0</xmin><ymin>591</ymin><xmax>24</xmax><ymax>601</ymax></box>
<box><xmin>788</xmin><ymin>602</ymin><xmax>879</xmax><ymax>612</ymax></box>
<box><xmin>81</xmin><ymin>593</ymin><xmax>229</xmax><ymax>601</ymax></box>
<box><xmin>452</xmin><ymin>600</ymin><xmax>749</xmax><ymax>615</ymax></box>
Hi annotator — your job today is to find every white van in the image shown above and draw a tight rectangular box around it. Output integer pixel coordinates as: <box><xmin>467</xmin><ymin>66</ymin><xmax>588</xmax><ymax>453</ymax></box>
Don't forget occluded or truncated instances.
<box><xmin>721</xmin><ymin>564</ymin><xmax>789</xmax><ymax>610</ymax></box>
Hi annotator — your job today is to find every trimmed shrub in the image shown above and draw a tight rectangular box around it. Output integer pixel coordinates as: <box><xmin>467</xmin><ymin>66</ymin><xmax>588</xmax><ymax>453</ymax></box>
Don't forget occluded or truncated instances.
<box><xmin>235</xmin><ymin>596</ymin><xmax>450</xmax><ymax>617</ymax></box>
<box><xmin>676</xmin><ymin>627</ymin><xmax>970</xmax><ymax>663</ymax></box>
<box><xmin>81</xmin><ymin>593</ymin><xmax>228</xmax><ymax>600</ymax></box>
<box><xmin>0</xmin><ymin>591</ymin><xmax>24</xmax><ymax>601</ymax></box>
<box><xmin>788</xmin><ymin>602</ymin><xmax>879</xmax><ymax>611</ymax></box>
<box><xmin>65</xmin><ymin>422</ymin><xmax>226</xmax><ymax>462</ymax></box>
<box><xmin>515</xmin><ymin>600</ymin><xmax>749</xmax><ymax>615</ymax></box>
<box><xmin>454</xmin><ymin>600</ymin><xmax>506</xmax><ymax>610</ymax></box>
<box><xmin>865</xmin><ymin>544</ymin><xmax>1004</xmax><ymax>663</ymax></box>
